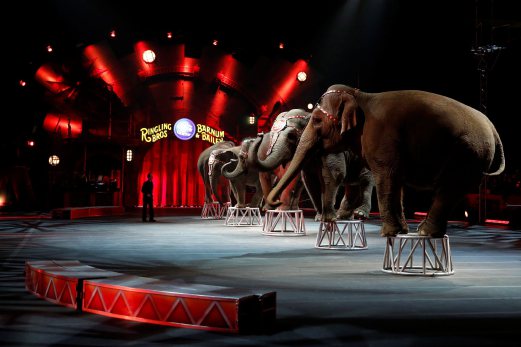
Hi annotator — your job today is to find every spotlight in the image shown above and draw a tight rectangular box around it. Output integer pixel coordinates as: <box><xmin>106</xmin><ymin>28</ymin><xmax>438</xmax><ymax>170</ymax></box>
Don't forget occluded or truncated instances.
<box><xmin>48</xmin><ymin>155</ymin><xmax>60</xmax><ymax>166</ymax></box>
<box><xmin>279</xmin><ymin>42</ymin><xmax>285</xmax><ymax>49</ymax></box>
<box><xmin>248</xmin><ymin>115</ymin><xmax>256</xmax><ymax>125</ymax></box>
<box><xmin>110</xmin><ymin>30</ymin><xmax>116</xmax><ymax>38</ymax></box>
<box><xmin>297</xmin><ymin>71</ymin><xmax>307</xmax><ymax>82</ymax></box>
<box><xmin>46</xmin><ymin>45</ymin><xmax>53</xmax><ymax>53</ymax></box>
<box><xmin>27</xmin><ymin>140</ymin><xmax>35</xmax><ymax>147</ymax></box>
<box><xmin>167</xmin><ymin>32</ymin><xmax>173</xmax><ymax>39</ymax></box>
<box><xmin>126</xmin><ymin>149</ymin><xmax>133</xmax><ymax>162</ymax></box>
<box><xmin>19</xmin><ymin>80</ymin><xmax>26</xmax><ymax>87</ymax></box>
<box><xmin>213</xmin><ymin>39</ymin><xmax>219</xmax><ymax>46</ymax></box>
<box><xmin>142</xmin><ymin>50</ymin><xmax>156</xmax><ymax>63</ymax></box>
<box><xmin>307</xmin><ymin>103</ymin><xmax>313</xmax><ymax>110</ymax></box>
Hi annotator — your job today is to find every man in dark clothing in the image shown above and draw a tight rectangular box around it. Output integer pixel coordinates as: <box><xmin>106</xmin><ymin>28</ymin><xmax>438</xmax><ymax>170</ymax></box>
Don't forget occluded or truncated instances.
<box><xmin>141</xmin><ymin>172</ymin><xmax>156</xmax><ymax>222</ymax></box>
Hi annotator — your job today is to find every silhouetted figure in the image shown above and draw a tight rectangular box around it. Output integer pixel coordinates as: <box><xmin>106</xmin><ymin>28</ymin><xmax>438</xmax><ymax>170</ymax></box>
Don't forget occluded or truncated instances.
<box><xmin>141</xmin><ymin>172</ymin><xmax>155</xmax><ymax>222</ymax></box>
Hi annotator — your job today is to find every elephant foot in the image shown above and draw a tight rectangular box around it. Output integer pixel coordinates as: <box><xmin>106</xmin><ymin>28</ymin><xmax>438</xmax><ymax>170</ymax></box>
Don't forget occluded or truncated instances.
<box><xmin>275</xmin><ymin>204</ymin><xmax>293</xmax><ymax>211</ymax></box>
<box><xmin>262</xmin><ymin>203</ymin><xmax>275</xmax><ymax>212</ymax></box>
<box><xmin>321</xmin><ymin>211</ymin><xmax>337</xmax><ymax>223</ymax></box>
<box><xmin>235</xmin><ymin>203</ymin><xmax>247</xmax><ymax>208</ymax></box>
<box><xmin>353</xmin><ymin>208</ymin><xmax>370</xmax><ymax>220</ymax></box>
<box><xmin>314</xmin><ymin>213</ymin><xmax>322</xmax><ymax>222</ymax></box>
<box><xmin>336</xmin><ymin>209</ymin><xmax>354</xmax><ymax>220</ymax></box>
<box><xmin>417</xmin><ymin>219</ymin><xmax>446</xmax><ymax>238</ymax></box>
<box><xmin>380</xmin><ymin>223</ymin><xmax>409</xmax><ymax>237</ymax></box>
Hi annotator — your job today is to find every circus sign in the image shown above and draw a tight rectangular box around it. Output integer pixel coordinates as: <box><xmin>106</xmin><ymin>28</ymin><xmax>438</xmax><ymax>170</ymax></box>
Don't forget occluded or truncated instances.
<box><xmin>140</xmin><ymin>123</ymin><xmax>172</xmax><ymax>142</ymax></box>
<box><xmin>195</xmin><ymin>124</ymin><xmax>225</xmax><ymax>144</ymax></box>
<box><xmin>140</xmin><ymin>119</ymin><xmax>224</xmax><ymax>144</ymax></box>
<box><xmin>173</xmin><ymin>118</ymin><xmax>196</xmax><ymax>140</ymax></box>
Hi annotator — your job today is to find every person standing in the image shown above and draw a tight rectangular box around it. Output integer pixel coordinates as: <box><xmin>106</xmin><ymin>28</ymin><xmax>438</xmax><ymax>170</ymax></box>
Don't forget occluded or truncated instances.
<box><xmin>141</xmin><ymin>172</ymin><xmax>156</xmax><ymax>222</ymax></box>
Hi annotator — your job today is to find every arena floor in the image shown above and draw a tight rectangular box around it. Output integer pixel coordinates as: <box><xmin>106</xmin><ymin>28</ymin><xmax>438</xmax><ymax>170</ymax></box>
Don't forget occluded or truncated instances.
<box><xmin>1</xmin><ymin>211</ymin><xmax>520</xmax><ymax>346</ymax></box>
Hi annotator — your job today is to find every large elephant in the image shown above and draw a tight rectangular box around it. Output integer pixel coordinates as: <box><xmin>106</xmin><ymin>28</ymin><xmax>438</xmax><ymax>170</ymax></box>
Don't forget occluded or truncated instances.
<box><xmin>197</xmin><ymin>141</ymin><xmax>235</xmax><ymax>203</ymax></box>
<box><xmin>210</xmin><ymin>144</ymin><xmax>263</xmax><ymax>208</ymax></box>
<box><xmin>223</xmin><ymin>109</ymin><xmax>311</xmax><ymax>211</ymax></box>
<box><xmin>267</xmin><ymin>84</ymin><xmax>505</xmax><ymax>237</ymax></box>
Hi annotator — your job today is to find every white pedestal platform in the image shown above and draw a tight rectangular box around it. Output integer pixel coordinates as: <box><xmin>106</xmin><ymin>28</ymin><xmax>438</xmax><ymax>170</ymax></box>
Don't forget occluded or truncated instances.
<box><xmin>262</xmin><ymin>210</ymin><xmax>306</xmax><ymax>236</ymax></box>
<box><xmin>315</xmin><ymin>220</ymin><xmax>367</xmax><ymax>250</ymax></box>
<box><xmin>382</xmin><ymin>234</ymin><xmax>454</xmax><ymax>276</ymax></box>
<box><xmin>224</xmin><ymin>207</ymin><xmax>263</xmax><ymax>226</ymax></box>
<box><xmin>201</xmin><ymin>202</ymin><xmax>222</xmax><ymax>219</ymax></box>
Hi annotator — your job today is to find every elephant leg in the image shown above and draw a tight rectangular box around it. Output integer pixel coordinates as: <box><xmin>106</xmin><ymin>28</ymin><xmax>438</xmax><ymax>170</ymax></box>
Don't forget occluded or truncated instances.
<box><xmin>353</xmin><ymin>169</ymin><xmax>375</xmax><ymax>219</ymax></box>
<box><xmin>249</xmin><ymin>183</ymin><xmax>264</xmax><ymax>208</ymax></box>
<box><xmin>289</xmin><ymin>177</ymin><xmax>305</xmax><ymax>210</ymax></box>
<box><xmin>230</xmin><ymin>183</ymin><xmax>244</xmax><ymax>208</ymax></box>
<box><xmin>302</xmin><ymin>166</ymin><xmax>322</xmax><ymax>221</ymax></box>
<box><xmin>202</xmin><ymin>165</ymin><xmax>213</xmax><ymax>203</ymax></box>
<box><xmin>224</xmin><ymin>180</ymin><xmax>232</xmax><ymax>204</ymax></box>
<box><xmin>259</xmin><ymin>172</ymin><xmax>273</xmax><ymax>211</ymax></box>
<box><xmin>278</xmin><ymin>176</ymin><xmax>300</xmax><ymax>210</ymax></box>
<box><xmin>320</xmin><ymin>158</ymin><xmax>340</xmax><ymax>222</ymax></box>
<box><xmin>419</xmin><ymin>168</ymin><xmax>481</xmax><ymax>237</ymax></box>
<box><xmin>337</xmin><ymin>185</ymin><xmax>356</xmax><ymax>220</ymax></box>
<box><xmin>374</xmin><ymin>173</ymin><xmax>408</xmax><ymax>237</ymax></box>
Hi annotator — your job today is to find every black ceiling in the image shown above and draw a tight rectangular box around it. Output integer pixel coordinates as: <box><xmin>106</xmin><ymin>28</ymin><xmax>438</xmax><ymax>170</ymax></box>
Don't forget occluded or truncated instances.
<box><xmin>7</xmin><ymin>0</ymin><xmax>521</xmax><ymax>167</ymax></box>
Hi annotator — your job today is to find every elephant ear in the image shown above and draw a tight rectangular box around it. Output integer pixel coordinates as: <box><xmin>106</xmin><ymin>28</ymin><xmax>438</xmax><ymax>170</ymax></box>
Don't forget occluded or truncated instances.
<box><xmin>340</xmin><ymin>94</ymin><xmax>357</xmax><ymax>134</ymax></box>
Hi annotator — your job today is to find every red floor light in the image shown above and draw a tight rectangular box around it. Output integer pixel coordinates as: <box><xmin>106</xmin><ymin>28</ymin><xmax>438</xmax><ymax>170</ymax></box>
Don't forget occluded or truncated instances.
<box><xmin>484</xmin><ymin>219</ymin><xmax>510</xmax><ymax>225</ymax></box>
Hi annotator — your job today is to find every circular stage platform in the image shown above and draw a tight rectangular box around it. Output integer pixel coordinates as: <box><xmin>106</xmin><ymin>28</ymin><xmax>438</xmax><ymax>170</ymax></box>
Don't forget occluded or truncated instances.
<box><xmin>1</xmin><ymin>213</ymin><xmax>520</xmax><ymax>346</ymax></box>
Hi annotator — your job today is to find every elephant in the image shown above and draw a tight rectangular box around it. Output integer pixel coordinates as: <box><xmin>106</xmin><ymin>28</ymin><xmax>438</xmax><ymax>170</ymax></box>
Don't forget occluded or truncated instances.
<box><xmin>267</xmin><ymin>84</ymin><xmax>505</xmax><ymax>238</ymax></box>
<box><xmin>209</xmin><ymin>143</ymin><xmax>263</xmax><ymax>208</ymax></box>
<box><xmin>197</xmin><ymin>141</ymin><xmax>235</xmax><ymax>204</ymax></box>
<box><xmin>302</xmin><ymin>149</ymin><xmax>374</xmax><ymax>222</ymax></box>
<box><xmin>223</xmin><ymin>109</ymin><xmax>311</xmax><ymax>211</ymax></box>
<box><xmin>223</xmin><ymin>109</ymin><xmax>374</xmax><ymax>220</ymax></box>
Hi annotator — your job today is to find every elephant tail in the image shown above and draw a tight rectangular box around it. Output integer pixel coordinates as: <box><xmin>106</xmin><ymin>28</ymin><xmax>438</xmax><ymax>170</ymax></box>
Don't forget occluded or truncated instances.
<box><xmin>484</xmin><ymin>127</ymin><xmax>506</xmax><ymax>176</ymax></box>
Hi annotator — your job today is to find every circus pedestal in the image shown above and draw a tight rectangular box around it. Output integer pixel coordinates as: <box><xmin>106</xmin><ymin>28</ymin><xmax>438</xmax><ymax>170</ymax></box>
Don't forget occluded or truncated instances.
<box><xmin>201</xmin><ymin>202</ymin><xmax>222</xmax><ymax>219</ymax></box>
<box><xmin>382</xmin><ymin>234</ymin><xmax>454</xmax><ymax>276</ymax></box>
<box><xmin>315</xmin><ymin>220</ymin><xmax>367</xmax><ymax>250</ymax></box>
<box><xmin>225</xmin><ymin>207</ymin><xmax>263</xmax><ymax>226</ymax></box>
<box><xmin>262</xmin><ymin>210</ymin><xmax>306</xmax><ymax>236</ymax></box>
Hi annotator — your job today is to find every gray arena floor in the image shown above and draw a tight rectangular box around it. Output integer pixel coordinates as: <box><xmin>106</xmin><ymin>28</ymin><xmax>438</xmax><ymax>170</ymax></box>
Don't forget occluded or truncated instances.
<box><xmin>1</xmin><ymin>212</ymin><xmax>520</xmax><ymax>346</ymax></box>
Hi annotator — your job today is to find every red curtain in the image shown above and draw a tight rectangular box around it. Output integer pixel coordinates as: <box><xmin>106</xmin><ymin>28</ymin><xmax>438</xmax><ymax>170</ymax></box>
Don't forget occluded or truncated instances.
<box><xmin>138</xmin><ymin>139</ymin><xmax>208</xmax><ymax>207</ymax></box>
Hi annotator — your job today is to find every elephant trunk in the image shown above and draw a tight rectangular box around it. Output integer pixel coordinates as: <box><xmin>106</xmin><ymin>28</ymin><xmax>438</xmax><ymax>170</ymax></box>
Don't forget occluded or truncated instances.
<box><xmin>256</xmin><ymin>136</ymin><xmax>292</xmax><ymax>171</ymax></box>
<box><xmin>222</xmin><ymin>158</ymin><xmax>243</xmax><ymax>179</ymax></box>
<box><xmin>266</xmin><ymin>125</ymin><xmax>318</xmax><ymax>206</ymax></box>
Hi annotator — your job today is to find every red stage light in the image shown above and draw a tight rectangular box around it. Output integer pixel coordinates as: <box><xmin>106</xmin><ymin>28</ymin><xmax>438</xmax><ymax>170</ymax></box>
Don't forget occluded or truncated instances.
<box><xmin>213</xmin><ymin>39</ymin><xmax>218</xmax><ymax>46</ymax></box>
<box><xmin>485</xmin><ymin>219</ymin><xmax>510</xmax><ymax>225</ymax></box>
<box><xmin>297</xmin><ymin>71</ymin><xmax>307</xmax><ymax>82</ymax></box>
<box><xmin>167</xmin><ymin>32</ymin><xmax>173</xmax><ymax>39</ymax></box>
<box><xmin>27</xmin><ymin>140</ymin><xmax>35</xmax><ymax>147</ymax></box>
<box><xmin>110</xmin><ymin>30</ymin><xmax>116</xmax><ymax>38</ymax></box>
<box><xmin>142</xmin><ymin>49</ymin><xmax>156</xmax><ymax>63</ymax></box>
<box><xmin>19</xmin><ymin>80</ymin><xmax>26</xmax><ymax>87</ymax></box>
<box><xmin>46</xmin><ymin>45</ymin><xmax>53</xmax><ymax>53</ymax></box>
<box><xmin>279</xmin><ymin>42</ymin><xmax>285</xmax><ymax>49</ymax></box>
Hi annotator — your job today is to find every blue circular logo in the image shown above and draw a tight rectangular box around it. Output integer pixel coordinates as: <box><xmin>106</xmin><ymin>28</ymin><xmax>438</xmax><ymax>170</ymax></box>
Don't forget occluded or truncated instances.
<box><xmin>173</xmin><ymin>118</ymin><xmax>196</xmax><ymax>140</ymax></box>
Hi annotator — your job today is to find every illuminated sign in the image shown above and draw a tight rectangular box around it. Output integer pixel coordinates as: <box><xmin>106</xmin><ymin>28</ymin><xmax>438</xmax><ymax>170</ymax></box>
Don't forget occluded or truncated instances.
<box><xmin>173</xmin><ymin>118</ymin><xmax>196</xmax><ymax>140</ymax></box>
<box><xmin>139</xmin><ymin>118</ymin><xmax>224</xmax><ymax>144</ymax></box>
<box><xmin>141</xmin><ymin>123</ymin><xmax>172</xmax><ymax>142</ymax></box>
<box><xmin>195</xmin><ymin>124</ymin><xmax>224</xmax><ymax>144</ymax></box>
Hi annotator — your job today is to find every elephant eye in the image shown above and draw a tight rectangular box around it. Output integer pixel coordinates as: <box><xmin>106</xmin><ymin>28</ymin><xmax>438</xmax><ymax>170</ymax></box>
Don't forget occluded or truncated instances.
<box><xmin>287</xmin><ymin>131</ymin><xmax>297</xmax><ymax>140</ymax></box>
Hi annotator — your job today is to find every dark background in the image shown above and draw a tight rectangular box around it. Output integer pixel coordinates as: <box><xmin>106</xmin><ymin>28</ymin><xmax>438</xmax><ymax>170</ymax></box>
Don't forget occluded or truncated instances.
<box><xmin>6</xmin><ymin>0</ymin><xmax>521</xmax><ymax>188</ymax></box>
